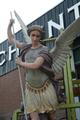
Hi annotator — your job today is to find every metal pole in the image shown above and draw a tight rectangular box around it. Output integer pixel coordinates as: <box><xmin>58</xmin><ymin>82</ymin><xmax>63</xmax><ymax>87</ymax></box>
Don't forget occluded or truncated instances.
<box><xmin>10</xmin><ymin>11</ymin><xmax>28</xmax><ymax>120</ymax></box>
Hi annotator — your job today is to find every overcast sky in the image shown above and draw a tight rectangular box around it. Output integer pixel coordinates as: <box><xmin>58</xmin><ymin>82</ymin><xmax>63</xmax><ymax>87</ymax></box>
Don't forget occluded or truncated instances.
<box><xmin>0</xmin><ymin>0</ymin><xmax>63</xmax><ymax>43</ymax></box>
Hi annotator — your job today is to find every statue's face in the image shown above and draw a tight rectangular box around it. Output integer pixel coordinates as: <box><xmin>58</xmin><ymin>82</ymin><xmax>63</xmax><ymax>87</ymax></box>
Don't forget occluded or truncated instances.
<box><xmin>30</xmin><ymin>30</ymin><xmax>41</xmax><ymax>42</ymax></box>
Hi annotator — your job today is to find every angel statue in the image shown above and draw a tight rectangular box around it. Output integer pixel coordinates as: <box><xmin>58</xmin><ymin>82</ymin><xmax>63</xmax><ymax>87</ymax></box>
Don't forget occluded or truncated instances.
<box><xmin>7</xmin><ymin>11</ymin><xmax>80</xmax><ymax>120</ymax></box>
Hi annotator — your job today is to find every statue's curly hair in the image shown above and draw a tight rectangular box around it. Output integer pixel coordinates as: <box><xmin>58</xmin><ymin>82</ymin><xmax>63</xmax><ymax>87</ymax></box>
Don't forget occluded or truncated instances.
<box><xmin>27</xmin><ymin>25</ymin><xmax>44</xmax><ymax>36</ymax></box>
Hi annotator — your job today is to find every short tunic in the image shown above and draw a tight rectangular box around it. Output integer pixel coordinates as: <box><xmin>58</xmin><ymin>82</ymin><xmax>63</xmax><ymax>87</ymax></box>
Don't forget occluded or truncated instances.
<box><xmin>24</xmin><ymin>45</ymin><xmax>58</xmax><ymax>114</ymax></box>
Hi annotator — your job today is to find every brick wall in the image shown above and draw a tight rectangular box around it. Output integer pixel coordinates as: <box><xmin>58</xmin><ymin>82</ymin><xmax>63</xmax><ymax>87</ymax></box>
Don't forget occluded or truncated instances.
<box><xmin>0</xmin><ymin>67</ymin><xmax>25</xmax><ymax>113</ymax></box>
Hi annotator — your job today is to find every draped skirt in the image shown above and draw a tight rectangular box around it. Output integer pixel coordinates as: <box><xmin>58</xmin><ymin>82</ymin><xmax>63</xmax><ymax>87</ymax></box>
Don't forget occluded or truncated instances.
<box><xmin>25</xmin><ymin>80</ymin><xmax>58</xmax><ymax>114</ymax></box>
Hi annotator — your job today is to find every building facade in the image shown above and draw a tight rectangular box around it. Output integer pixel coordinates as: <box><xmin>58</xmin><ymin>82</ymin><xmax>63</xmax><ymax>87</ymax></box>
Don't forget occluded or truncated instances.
<box><xmin>0</xmin><ymin>0</ymin><xmax>80</xmax><ymax>119</ymax></box>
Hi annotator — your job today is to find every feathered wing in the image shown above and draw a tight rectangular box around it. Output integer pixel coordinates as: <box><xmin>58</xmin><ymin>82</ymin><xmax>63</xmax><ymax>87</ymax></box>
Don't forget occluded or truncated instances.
<box><xmin>50</xmin><ymin>16</ymin><xmax>80</xmax><ymax>74</ymax></box>
<box><xmin>14</xmin><ymin>10</ymin><xmax>31</xmax><ymax>44</ymax></box>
